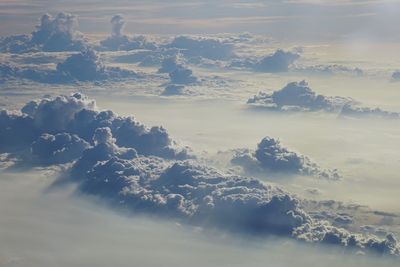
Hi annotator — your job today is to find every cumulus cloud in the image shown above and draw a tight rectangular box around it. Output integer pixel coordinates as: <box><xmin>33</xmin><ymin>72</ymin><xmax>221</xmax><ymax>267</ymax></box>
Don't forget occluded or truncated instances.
<box><xmin>0</xmin><ymin>93</ymin><xmax>191</xmax><ymax>162</ymax></box>
<box><xmin>231</xmin><ymin>136</ymin><xmax>340</xmax><ymax>179</ymax></box>
<box><xmin>247</xmin><ymin>81</ymin><xmax>400</xmax><ymax>119</ymax></box>
<box><xmin>31</xmin><ymin>133</ymin><xmax>90</xmax><ymax>164</ymax></box>
<box><xmin>158</xmin><ymin>56</ymin><xmax>198</xmax><ymax>85</ymax></box>
<box><xmin>100</xmin><ymin>15</ymin><xmax>156</xmax><ymax>51</ymax></box>
<box><xmin>69</xmin><ymin>131</ymin><xmax>398</xmax><ymax>256</ymax></box>
<box><xmin>230</xmin><ymin>49</ymin><xmax>300</xmax><ymax>73</ymax></box>
<box><xmin>0</xmin><ymin>49</ymin><xmax>138</xmax><ymax>83</ymax></box>
<box><xmin>0</xmin><ymin>93</ymin><xmax>399</xmax><ymax>257</ymax></box>
<box><xmin>247</xmin><ymin>80</ymin><xmax>353</xmax><ymax>112</ymax></box>
<box><xmin>165</xmin><ymin>36</ymin><xmax>234</xmax><ymax>61</ymax></box>
<box><xmin>0</xmin><ymin>13</ymin><xmax>87</xmax><ymax>53</ymax></box>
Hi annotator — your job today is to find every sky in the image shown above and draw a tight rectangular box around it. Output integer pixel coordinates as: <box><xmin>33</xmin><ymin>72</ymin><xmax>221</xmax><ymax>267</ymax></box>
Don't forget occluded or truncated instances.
<box><xmin>1</xmin><ymin>0</ymin><xmax>400</xmax><ymax>266</ymax></box>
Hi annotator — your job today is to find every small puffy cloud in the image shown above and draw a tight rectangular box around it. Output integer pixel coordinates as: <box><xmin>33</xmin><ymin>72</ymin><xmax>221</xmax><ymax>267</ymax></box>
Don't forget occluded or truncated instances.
<box><xmin>255</xmin><ymin>49</ymin><xmax>300</xmax><ymax>72</ymax></box>
<box><xmin>165</xmin><ymin>36</ymin><xmax>234</xmax><ymax>60</ymax></box>
<box><xmin>0</xmin><ymin>13</ymin><xmax>87</xmax><ymax>53</ymax></box>
<box><xmin>247</xmin><ymin>80</ymin><xmax>353</xmax><ymax>112</ymax></box>
<box><xmin>230</xmin><ymin>49</ymin><xmax>300</xmax><ymax>73</ymax></box>
<box><xmin>231</xmin><ymin>136</ymin><xmax>340</xmax><ymax>179</ymax></box>
<box><xmin>169</xmin><ymin>65</ymin><xmax>197</xmax><ymax>85</ymax></box>
<box><xmin>100</xmin><ymin>15</ymin><xmax>157</xmax><ymax>51</ymax></box>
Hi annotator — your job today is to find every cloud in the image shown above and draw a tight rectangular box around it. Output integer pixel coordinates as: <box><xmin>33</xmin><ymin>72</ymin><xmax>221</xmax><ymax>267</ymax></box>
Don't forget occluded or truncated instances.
<box><xmin>165</xmin><ymin>36</ymin><xmax>234</xmax><ymax>61</ymax></box>
<box><xmin>162</xmin><ymin>84</ymin><xmax>185</xmax><ymax>96</ymax></box>
<box><xmin>339</xmin><ymin>104</ymin><xmax>400</xmax><ymax>119</ymax></box>
<box><xmin>231</xmin><ymin>136</ymin><xmax>340</xmax><ymax>179</ymax></box>
<box><xmin>247</xmin><ymin>80</ymin><xmax>353</xmax><ymax>112</ymax></box>
<box><xmin>0</xmin><ymin>110</ymin><xmax>39</xmax><ymax>152</ymax></box>
<box><xmin>31</xmin><ymin>133</ymin><xmax>90</xmax><ymax>164</ymax></box>
<box><xmin>247</xmin><ymin>81</ymin><xmax>400</xmax><ymax>119</ymax></box>
<box><xmin>230</xmin><ymin>49</ymin><xmax>300</xmax><ymax>73</ymax></box>
<box><xmin>0</xmin><ymin>93</ymin><xmax>191</xmax><ymax>162</ymax></box>
<box><xmin>70</xmin><ymin>131</ymin><xmax>398</xmax><ymax>256</ymax></box>
<box><xmin>294</xmin><ymin>64</ymin><xmax>363</xmax><ymax>76</ymax></box>
<box><xmin>0</xmin><ymin>49</ymin><xmax>138</xmax><ymax>83</ymax></box>
<box><xmin>294</xmin><ymin>221</ymin><xmax>399</xmax><ymax>256</ymax></box>
<box><xmin>392</xmin><ymin>71</ymin><xmax>400</xmax><ymax>81</ymax></box>
<box><xmin>100</xmin><ymin>15</ymin><xmax>157</xmax><ymax>51</ymax></box>
<box><xmin>0</xmin><ymin>13</ymin><xmax>87</xmax><ymax>53</ymax></box>
<box><xmin>0</xmin><ymin>93</ymin><xmax>399</xmax><ymax>257</ymax></box>
<box><xmin>158</xmin><ymin>56</ymin><xmax>198</xmax><ymax>85</ymax></box>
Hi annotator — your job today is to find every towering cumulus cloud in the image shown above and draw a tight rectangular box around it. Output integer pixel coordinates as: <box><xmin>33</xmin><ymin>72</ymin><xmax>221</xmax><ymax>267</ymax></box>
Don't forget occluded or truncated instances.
<box><xmin>0</xmin><ymin>93</ymin><xmax>398</xmax><ymax>257</ymax></box>
<box><xmin>0</xmin><ymin>13</ymin><xmax>87</xmax><ymax>53</ymax></box>
<box><xmin>100</xmin><ymin>15</ymin><xmax>156</xmax><ymax>51</ymax></box>
<box><xmin>231</xmin><ymin>136</ymin><xmax>340</xmax><ymax>179</ymax></box>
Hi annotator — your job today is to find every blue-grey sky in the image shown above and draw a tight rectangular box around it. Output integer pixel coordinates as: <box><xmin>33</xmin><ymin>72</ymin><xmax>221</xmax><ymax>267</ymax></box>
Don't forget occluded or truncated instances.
<box><xmin>1</xmin><ymin>0</ymin><xmax>400</xmax><ymax>42</ymax></box>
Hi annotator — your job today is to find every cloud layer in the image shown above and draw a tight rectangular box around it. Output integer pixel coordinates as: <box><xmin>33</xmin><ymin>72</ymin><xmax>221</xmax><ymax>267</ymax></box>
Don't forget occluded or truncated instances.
<box><xmin>1</xmin><ymin>93</ymin><xmax>399</xmax><ymax>257</ymax></box>
<box><xmin>0</xmin><ymin>49</ymin><xmax>138</xmax><ymax>83</ymax></box>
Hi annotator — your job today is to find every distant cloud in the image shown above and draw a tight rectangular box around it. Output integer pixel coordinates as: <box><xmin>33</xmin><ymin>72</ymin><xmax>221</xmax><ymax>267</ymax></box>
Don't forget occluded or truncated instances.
<box><xmin>339</xmin><ymin>104</ymin><xmax>400</xmax><ymax>119</ymax></box>
<box><xmin>231</xmin><ymin>136</ymin><xmax>340</xmax><ymax>179</ymax></box>
<box><xmin>0</xmin><ymin>13</ymin><xmax>87</xmax><ymax>53</ymax></box>
<box><xmin>247</xmin><ymin>81</ymin><xmax>400</xmax><ymax>119</ymax></box>
<box><xmin>230</xmin><ymin>49</ymin><xmax>300</xmax><ymax>73</ymax></box>
<box><xmin>247</xmin><ymin>80</ymin><xmax>353</xmax><ymax>112</ymax></box>
<box><xmin>162</xmin><ymin>84</ymin><xmax>185</xmax><ymax>96</ymax></box>
<box><xmin>165</xmin><ymin>36</ymin><xmax>234</xmax><ymax>61</ymax></box>
<box><xmin>294</xmin><ymin>64</ymin><xmax>363</xmax><ymax>76</ymax></box>
<box><xmin>100</xmin><ymin>15</ymin><xmax>157</xmax><ymax>51</ymax></box>
<box><xmin>0</xmin><ymin>49</ymin><xmax>138</xmax><ymax>83</ymax></box>
<box><xmin>158</xmin><ymin>56</ymin><xmax>198</xmax><ymax>85</ymax></box>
